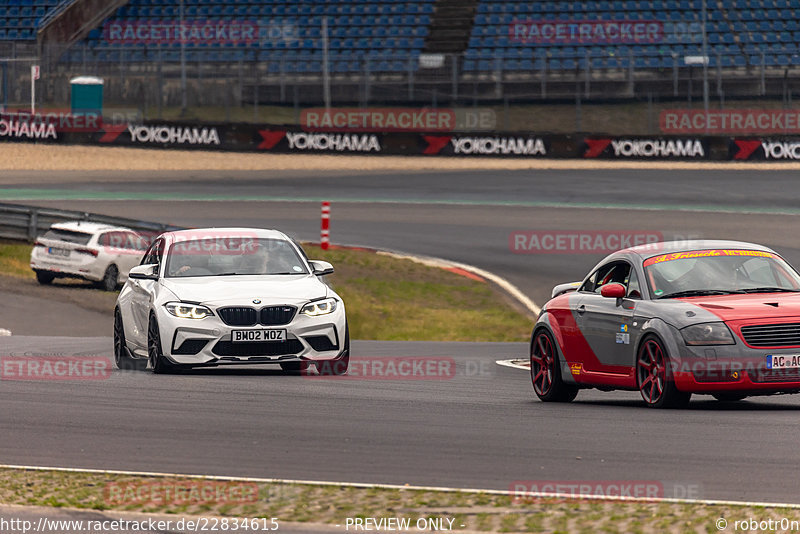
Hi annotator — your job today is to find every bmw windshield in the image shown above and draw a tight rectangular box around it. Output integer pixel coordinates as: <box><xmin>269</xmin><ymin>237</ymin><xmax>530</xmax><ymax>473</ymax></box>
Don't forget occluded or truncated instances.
<box><xmin>643</xmin><ymin>249</ymin><xmax>800</xmax><ymax>299</ymax></box>
<box><xmin>165</xmin><ymin>237</ymin><xmax>309</xmax><ymax>278</ymax></box>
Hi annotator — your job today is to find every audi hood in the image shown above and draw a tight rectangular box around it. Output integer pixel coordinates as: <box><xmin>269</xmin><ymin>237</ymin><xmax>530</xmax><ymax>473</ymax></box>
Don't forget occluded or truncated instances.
<box><xmin>672</xmin><ymin>293</ymin><xmax>800</xmax><ymax>323</ymax></box>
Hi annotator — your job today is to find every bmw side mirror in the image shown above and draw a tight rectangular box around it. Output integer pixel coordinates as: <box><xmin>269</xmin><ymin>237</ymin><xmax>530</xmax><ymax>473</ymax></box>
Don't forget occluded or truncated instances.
<box><xmin>129</xmin><ymin>264</ymin><xmax>159</xmax><ymax>280</ymax></box>
<box><xmin>309</xmin><ymin>260</ymin><xmax>334</xmax><ymax>276</ymax></box>
<box><xmin>600</xmin><ymin>283</ymin><xmax>626</xmax><ymax>299</ymax></box>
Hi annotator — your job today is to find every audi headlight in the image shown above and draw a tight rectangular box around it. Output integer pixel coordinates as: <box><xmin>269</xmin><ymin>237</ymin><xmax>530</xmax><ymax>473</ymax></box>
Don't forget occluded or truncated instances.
<box><xmin>681</xmin><ymin>322</ymin><xmax>735</xmax><ymax>346</ymax></box>
<box><xmin>165</xmin><ymin>302</ymin><xmax>213</xmax><ymax>319</ymax></box>
<box><xmin>301</xmin><ymin>298</ymin><xmax>337</xmax><ymax>316</ymax></box>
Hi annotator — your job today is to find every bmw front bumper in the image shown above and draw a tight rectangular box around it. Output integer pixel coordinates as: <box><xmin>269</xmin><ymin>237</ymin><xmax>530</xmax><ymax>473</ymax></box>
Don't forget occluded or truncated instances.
<box><xmin>154</xmin><ymin>305</ymin><xmax>347</xmax><ymax>367</ymax></box>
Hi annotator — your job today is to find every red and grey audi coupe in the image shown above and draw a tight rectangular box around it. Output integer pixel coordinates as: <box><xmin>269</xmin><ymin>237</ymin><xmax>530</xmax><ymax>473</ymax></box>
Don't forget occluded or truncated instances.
<box><xmin>531</xmin><ymin>240</ymin><xmax>800</xmax><ymax>408</ymax></box>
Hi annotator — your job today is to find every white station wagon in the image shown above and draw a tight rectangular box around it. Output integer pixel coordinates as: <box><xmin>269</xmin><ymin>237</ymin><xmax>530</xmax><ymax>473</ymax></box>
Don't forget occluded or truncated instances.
<box><xmin>30</xmin><ymin>221</ymin><xmax>148</xmax><ymax>291</ymax></box>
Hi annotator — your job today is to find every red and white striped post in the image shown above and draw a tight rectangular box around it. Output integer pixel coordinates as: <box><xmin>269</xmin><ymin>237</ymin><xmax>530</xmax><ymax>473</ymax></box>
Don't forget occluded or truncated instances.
<box><xmin>320</xmin><ymin>201</ymin><xmax>330</xmax><ymax>250</ymax></box>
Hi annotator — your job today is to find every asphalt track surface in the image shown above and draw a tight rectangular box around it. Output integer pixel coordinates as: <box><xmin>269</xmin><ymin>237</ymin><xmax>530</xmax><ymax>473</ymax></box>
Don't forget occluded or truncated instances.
<box><xmin>4</xmin><ymin>168</ymin><xmax>800</xmax><ymax>505</ymax></box>
<box><xmin>4</xmin><ymin>336</ymin><xmax>800</xmax><ymax>506</ymax></box>
<box><xmin>6</xmin><ymin>167</ymin><xmax>800</xmax><ymax>308</ymax></box>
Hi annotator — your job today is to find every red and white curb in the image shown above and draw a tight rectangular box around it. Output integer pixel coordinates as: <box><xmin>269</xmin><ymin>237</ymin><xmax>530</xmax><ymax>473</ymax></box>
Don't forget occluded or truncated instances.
<box><xmin>374</xmin><ymin>250</ymin><xmax>541</xmax><ymax>316</ymax></box>
<box><xmin>315</xmin><ymin>242</ymin><xmax>541</xmax><ymax>317</ymax></box>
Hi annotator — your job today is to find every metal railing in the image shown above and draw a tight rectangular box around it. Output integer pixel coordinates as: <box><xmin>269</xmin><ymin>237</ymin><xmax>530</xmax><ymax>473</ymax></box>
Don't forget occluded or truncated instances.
<box><xmin>0</xmin><ymin>202</ymin><xmax>184</xmax><ymax>242</ymax></box>
<box><xmin>2</xmin><ymin>43</ymin><xmax>800</xmax><ymax>134</ymax></box>
<box><xmin>38</xmin><ymin>0</ymin><xmax>80</xmax><ymax>31</ymax></box>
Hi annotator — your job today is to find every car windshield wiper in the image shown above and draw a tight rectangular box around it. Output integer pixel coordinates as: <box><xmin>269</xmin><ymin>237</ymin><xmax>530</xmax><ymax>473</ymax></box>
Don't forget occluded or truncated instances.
<box><xmin>739</xmin><ymin>287</ymin><xmax>800</xmax><ymax>293</ymax></box>
<box><xmin>214</xmin><ymin>272</ymin><xmax>241</xmax><ymax>276</ymax></box>
<box><xmin>657</xmin><ymin>289</ymin><xmax>742</xmax><ymax>299</ymax></box>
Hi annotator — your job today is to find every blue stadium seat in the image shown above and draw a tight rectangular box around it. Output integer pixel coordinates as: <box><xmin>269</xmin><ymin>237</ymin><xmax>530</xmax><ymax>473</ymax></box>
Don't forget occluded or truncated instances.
<box><xmin>15</xmin><ymin>0</ymin><xmax>778</xmax><ymax>74</ymax></box>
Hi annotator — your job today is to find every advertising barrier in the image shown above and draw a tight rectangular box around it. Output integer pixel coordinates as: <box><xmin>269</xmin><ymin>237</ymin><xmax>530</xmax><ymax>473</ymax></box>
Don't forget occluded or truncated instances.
<box><xmin>729</xmin><ymin>138</ymin><xmax>800</xmax><ymax>161</ymax></box>
<box><xmin>3</xmin><ymin>112</ymin><xmax>800</xmax><ymax>161</ymax></box>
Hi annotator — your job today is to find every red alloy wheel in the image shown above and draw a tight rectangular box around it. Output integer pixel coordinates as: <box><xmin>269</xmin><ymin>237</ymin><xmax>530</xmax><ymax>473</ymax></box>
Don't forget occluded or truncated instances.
<box><xmin>531</xmin><ymin>331</ymin><xmax>555</xmax><ymax>396</ymax></box>
<box><xmin>638</xmin><ymin>338</ymin><xmax>666</xmax><ymax>405</ymax></box>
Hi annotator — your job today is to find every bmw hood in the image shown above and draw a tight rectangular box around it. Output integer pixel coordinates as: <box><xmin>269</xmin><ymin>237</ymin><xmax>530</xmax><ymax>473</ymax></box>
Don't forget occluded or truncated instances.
<box><xmin>161</xmin><ymin>275</ymin><xmax>330</xmax><ymax>306</ymax></box>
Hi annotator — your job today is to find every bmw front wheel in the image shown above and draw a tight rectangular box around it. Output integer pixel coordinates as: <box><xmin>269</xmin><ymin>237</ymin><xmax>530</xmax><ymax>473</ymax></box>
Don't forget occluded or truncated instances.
<box><xmin>148</xmin><ymin>314</ymin><xmax>176</xmax><ymax>374</ymax></box>
<box><xmin>114</xmin><ymin>308</ymin><xmax>146</xmax><ymax>371</ymax></box>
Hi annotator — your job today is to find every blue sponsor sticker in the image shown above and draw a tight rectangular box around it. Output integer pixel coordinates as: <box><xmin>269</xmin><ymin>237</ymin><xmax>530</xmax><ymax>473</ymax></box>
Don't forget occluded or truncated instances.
<box><xmin>620</xmin><ymin>324</ymin><xmax>628</xmax><ymax>332</ymax></box>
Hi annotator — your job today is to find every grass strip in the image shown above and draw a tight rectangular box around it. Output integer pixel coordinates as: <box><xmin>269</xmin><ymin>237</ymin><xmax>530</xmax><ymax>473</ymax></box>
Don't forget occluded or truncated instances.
<box><xmin>0</xmin><ymin>240</ymin><xmax>531</xmax><ymax>342</ymax></box>
<box><xmin>0</xmin><ymin>467</ymin><xmax>794</xmax><ymax>533</ymax></box>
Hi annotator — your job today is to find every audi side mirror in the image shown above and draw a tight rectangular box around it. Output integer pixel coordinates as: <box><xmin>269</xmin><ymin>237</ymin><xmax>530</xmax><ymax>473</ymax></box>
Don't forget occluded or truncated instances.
<box><xmin>600</xmin><ymin>283</ymin><xmax>626</xmax><ymax>299</ymax></box>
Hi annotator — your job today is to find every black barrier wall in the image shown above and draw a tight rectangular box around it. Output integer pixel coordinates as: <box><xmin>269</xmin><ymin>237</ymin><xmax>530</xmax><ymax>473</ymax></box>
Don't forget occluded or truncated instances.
<box><xmin>0</xmin><ymin>113</ymin><xmax>797</xmax><ymax>160</ymax></box>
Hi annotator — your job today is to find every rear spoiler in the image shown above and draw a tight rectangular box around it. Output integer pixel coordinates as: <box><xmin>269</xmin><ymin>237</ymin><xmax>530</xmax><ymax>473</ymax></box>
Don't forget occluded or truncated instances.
<box><xmin>551</xmin><ymin>281</ymin><xmax>581</xmax><ymax>299</ymax></box>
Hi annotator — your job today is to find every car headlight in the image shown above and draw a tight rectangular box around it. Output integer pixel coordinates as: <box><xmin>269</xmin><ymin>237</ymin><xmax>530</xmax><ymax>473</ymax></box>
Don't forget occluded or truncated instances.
<box><xmin>681</xmin><ymin>322</ymin><xmax>735</xmax><ymax>346</ymax></box>
<box><xmin>165</xmin><ymin>302</ymin><xmax>214</xmax><ymax>319</ymax></box>
<box><xmin>300</xmin><ymin>298</ymin><xmax>337</xmax><ymax>316</ymax></box>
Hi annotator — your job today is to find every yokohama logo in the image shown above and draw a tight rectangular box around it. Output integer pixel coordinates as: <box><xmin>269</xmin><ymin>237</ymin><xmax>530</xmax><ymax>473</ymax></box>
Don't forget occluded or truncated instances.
<box><xmin>128</xmin><ymin>125</ymin><xmax>220</xmax><ymax>145</ymax></box>
<box><xmin>611</xmin><ymin>139</ymin><xmax>704</xmax><ymax>157</ymax></box>
<box><xmin>0</xmin><ymin>119</ymin><xmax>57</xmax><ymax>140</ymax></box>
<box><xmin>286</xmin><ymin>132</ymin><xmax>381</xmax><ymax>152</ymax></box>
<box><xmin>584</xmin><ymin>138</ymin><xmax>704</xmax><ymax>158</ymax></box>
<box><xmin>732</xmin><ymin>140</ymin><xmax>762</xmax><ymax>160</ymax></box>
<box><xmin>762</xmin><ymin>141</ymin><xmax>800</xmax><ymax>160</ymax></box>
<box><xmin>732</xmin><ymin>139</ymin><xmax>800</xmax><ymax>160</ymax></box>
<box><xmin>257</xmin><ymin>129</ymin><xmax>286</xmax><ymax>150</ymax></box>
<box><xmin>422</xmin><ymin>135</ymin><xmax>452</xmax><ymax>154</ymax></box>
<box><xmin>451</xmin><ymin>136</ymin><xmax>546</xmax><ymax>155</ymax></box>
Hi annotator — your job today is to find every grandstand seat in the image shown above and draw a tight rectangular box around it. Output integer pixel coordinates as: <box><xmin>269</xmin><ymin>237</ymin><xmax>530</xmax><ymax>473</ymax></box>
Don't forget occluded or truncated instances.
<box><xmin>5</xmin><ymin>0</ymin><xmax>781</xmax><ymax>78</ymax></box>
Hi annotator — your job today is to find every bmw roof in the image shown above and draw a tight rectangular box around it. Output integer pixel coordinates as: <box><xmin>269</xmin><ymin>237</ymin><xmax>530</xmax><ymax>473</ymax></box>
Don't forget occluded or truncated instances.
<box><xmin>161</xmin><ymin>227</ymin><xmax>291</xmax><ymax>241</ymax></box>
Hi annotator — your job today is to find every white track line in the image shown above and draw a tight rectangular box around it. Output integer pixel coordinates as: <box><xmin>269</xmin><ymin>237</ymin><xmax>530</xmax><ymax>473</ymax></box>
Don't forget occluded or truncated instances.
<box><xmin>376</xmin><ymin>250</ymin><xmax>540</xmax><ymax>316</ymax></box>
<box><xmin>1</xmin><ymin>464</ymin><xmax>798</xmax><ymax>509</ymax></box>
<box><xmin>496</xmin><ymin>359</ymin><xmax>530</xmax><ymax>370</ymax></box>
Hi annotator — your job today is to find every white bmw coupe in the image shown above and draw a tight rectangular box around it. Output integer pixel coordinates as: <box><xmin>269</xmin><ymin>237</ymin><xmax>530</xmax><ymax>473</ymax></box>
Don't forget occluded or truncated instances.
<box><xmin>113</xmin><ymin>228</ymin><xmax>349</xmax><ymax>374</ymax></box>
